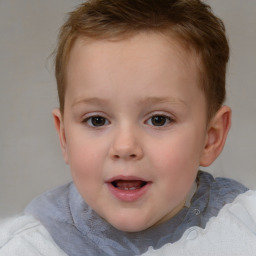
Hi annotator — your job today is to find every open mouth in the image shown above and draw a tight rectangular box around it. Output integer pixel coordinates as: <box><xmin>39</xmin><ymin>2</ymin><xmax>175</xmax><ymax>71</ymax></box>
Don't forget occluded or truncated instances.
<box><xmin>111</xmin><ymin>180</ymin><xmax>148</xmax><ymax>191</ymax></box>
<box><xmin>106</xmin><ymin>176</ymin><xmax>151</xmax><ymax>201</ymax></box>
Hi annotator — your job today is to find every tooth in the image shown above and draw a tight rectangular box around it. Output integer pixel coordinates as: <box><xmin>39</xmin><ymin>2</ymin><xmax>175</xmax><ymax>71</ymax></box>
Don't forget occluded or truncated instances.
<box><xmin>120</xmin><ymin>187</ymin><xmax>138</xmax><ymax>191</ymax></box>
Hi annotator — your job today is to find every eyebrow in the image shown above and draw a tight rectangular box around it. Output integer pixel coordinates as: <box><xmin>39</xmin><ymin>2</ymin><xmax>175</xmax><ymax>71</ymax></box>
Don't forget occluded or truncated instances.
<box><xmin>72</xmin><ymin>97</ymin><xmax>109</xmax><ymax>108</ymax></box>
<box><xmin>72</xmin><ymin>96</ymin><xmax>187</xmax><ymax>108</ymax></box>
<box><xmin>137</xmin><ymin>96</ymin><xmax>187</xmax><ymax>106</ymax></box>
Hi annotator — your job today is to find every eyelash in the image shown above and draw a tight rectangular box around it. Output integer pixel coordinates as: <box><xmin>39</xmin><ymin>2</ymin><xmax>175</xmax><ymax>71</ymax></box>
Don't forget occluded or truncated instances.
<box><xmin>145</xmin><ymin>114</ymin><xmax>174</xmax><ymax>127</ymax></box>
<box><xmin>82</xmin><ymin>114</ymin><xmax>174</xmax><ymax>128</ymax></box>
<box><xmin>82</xmin><ymin>115</ymin><xmax>110</xmax><ymax>128</ymax></box>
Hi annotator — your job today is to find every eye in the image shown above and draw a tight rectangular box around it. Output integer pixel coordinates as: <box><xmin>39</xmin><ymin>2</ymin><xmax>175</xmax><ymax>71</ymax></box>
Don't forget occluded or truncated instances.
<box><xmin>146</xmin><ymin>115</ymin><xmax>173</xmax><ymax>127</ymax></box>
<box><xmin>83</xmin><ymin>115</ymin><xmax>110</xmax><ymax>127</ymax></box>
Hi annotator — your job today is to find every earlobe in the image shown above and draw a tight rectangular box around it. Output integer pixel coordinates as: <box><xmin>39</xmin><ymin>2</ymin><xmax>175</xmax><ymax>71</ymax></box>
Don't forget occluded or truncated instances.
<box><xmin>52</xmin><ymin>108</ymin><xmax>69</xmax><ymax>164</ymax></box>
<box><xmin>200</xmin><ymin>106</ymin><xmax>231</xmax><ymax>167</ymax></box>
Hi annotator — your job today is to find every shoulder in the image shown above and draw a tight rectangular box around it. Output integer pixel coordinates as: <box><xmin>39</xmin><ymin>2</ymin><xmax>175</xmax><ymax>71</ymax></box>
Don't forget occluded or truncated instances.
<box><xmin>197</xmin><ymin>171</ymin><xmax>248</xmax><ymax>210</ymax></box>
<box><xmin>192</xmin><ymin>171</ymin><xmax>248</xmax><ymax>224</ymax></box>
<box><xmin>0</xmin><ymin>215</ymin><xmax>67</xmax><ymax>256</ymax></box>
<box><xmin>213</xmin><ymin>175</ymin><xmax>248</xmax><ymax>199</ymax></box>
<box><xmin>198</xmin><ymin>171</ymin><xmax>248</xmax><ymax>196</ymax></box>
<box><xmin>25</xmin><ymin>182</ymin><xmax>74</xmax><ymax>223</ymax></box>
<box><xmin>143</xmin><ymin>190</ymin><xmax>256</xmax><ymax>256</ymax></box>
<box><xmin>189</xmin><ymin>190</ymin><xmax>256</xmax><ymax>254</ymax></box>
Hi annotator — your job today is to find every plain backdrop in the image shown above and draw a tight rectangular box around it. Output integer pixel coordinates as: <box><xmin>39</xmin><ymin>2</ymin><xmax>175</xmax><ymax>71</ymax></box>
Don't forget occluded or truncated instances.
<box><xmin>0</xmin><ymin>0</ymin><xmax>255</xmax><ymax>218</ymax></box>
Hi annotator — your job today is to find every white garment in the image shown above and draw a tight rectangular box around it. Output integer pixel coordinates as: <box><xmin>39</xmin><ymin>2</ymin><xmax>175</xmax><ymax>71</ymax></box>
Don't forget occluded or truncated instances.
<box><xmin>0</xmin><ymin>215</ymin><xmax>67</xmax><ymax>256</ymax></box>
<box><xmin>1</xmin><ymin>190</ymin><xmax>256</xmax><ymax>256</ymax></box>
<box><xmin>142</xmin><ymin>190</ymin><xmax>256</xmax><ymax>256</ymax></box>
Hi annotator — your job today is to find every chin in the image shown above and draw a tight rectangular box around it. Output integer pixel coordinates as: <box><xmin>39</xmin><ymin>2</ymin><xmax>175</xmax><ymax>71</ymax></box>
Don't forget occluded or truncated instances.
<box><xmin>114</xmin><ymin>224</ymin><xmax>147</xmax><ymax>233</ymax></box>
<box><xmin>109</xmin><ymin>217</ymin><xmax>152</xmax><ymax>232</ymax></box>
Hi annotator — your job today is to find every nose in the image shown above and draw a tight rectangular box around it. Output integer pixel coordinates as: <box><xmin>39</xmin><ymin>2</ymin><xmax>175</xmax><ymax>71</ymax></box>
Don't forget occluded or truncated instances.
<box><xmin>109</xmin><ymin>126</ymin><xmax>143</xmax><ymax>161</ymax></box>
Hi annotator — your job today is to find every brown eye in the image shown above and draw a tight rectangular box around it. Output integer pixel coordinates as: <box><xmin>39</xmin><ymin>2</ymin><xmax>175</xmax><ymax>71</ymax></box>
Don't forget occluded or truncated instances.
<box><xmin>148</xmin><ymin>115</ymin><xmax>172</xmax><ymax>126</ymax></box>
<box><xmin>85</xmin><ymin>116</ymin><xmax>109</xmax><ymax>127</ymax></box>
<box><xmin>91</xmin><ymin>116</ymin><xmax>106</xmax><ymax>126</ymax></box>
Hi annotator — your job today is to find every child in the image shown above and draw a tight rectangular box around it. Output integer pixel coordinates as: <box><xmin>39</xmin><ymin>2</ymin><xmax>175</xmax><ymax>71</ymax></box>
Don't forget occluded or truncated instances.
<box><xmin>1</xmin><ymin>0</ymin><xmax>256</xmax><ymax>255</ymax></box>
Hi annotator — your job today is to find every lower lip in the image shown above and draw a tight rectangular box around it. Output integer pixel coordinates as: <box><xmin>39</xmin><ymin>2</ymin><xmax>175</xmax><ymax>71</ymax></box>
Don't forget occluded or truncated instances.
<box><xmin>106</xmin><ymin>182</ymin><xmax>151</xmax><ymax>202</ymax></box>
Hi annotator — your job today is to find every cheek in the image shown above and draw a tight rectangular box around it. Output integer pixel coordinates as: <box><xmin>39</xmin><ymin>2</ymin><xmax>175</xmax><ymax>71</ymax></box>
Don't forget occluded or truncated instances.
<box><xmin>66</xmin><ymin>139</ymin><xmax>105</xmax><ymax>203</ymax></box>
<box><xmin>151</xmin><ymin>135</ymin><xmax>201</xmax><ymax>205</ymax></box>
<box><xmin>65</xmin><ymin>133</ymin><xmax>105</xmax><ymax>180</ymax></box>
<box><xmin>151</xmin><ymin>128</ymin><xmax>205</xmax><ymax>179</ymax></box>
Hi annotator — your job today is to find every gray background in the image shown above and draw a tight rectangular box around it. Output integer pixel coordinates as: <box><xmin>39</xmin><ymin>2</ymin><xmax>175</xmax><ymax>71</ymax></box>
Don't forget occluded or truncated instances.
<box><xmin>0</xmin><ymin>0</ymin><xmax>255</xmax><ymax>218</ymax></box>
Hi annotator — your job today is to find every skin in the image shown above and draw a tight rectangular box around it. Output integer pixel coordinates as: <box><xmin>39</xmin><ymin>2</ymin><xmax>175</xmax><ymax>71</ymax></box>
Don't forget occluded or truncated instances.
<box><xmin>53</xmin><ymin>32</ymin><xmax>231</xmax><ymax>232</ymax></box>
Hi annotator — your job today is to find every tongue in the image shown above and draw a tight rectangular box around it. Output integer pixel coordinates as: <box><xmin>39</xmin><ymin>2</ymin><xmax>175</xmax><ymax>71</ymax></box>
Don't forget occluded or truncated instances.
<box><xmin>115</xmin><ymin>180</ymin><xmax>145</xmax><ymax>190</ymax></box>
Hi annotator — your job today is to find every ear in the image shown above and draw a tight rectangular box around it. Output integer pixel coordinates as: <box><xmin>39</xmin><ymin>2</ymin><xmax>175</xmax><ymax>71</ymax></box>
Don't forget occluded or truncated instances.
<box><xmin>200</xmin><ymin>106</ymin><xmax>231</xmax><ymax>167</ymax></box>
<box><xmin>52</xmin><ymin>108</ymin><xmax>69</xmax><ymax>164</ymax></box>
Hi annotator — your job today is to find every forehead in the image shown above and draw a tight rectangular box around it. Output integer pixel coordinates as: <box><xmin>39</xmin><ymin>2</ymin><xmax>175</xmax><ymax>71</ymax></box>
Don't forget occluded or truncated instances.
<box><xmin>67</xmin><ymin>33</ymin><xmax>200</xmax><ymax>82</ymax></box>
<box><xmin>65</xmin><ymin>32</ymin><xmax>203</xmax><ymax>107</ymax></box>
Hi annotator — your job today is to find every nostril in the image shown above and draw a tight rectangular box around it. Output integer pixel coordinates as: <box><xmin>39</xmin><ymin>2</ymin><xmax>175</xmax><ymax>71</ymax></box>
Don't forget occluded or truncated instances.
<box><xmin>112</xmin><ymin>154</ymin><xmax>137</xmax><ymax>160</ymax></box>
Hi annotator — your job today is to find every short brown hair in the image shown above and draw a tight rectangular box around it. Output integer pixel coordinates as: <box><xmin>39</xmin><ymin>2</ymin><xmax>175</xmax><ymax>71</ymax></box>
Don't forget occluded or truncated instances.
<box><xmin>55</xmin><ymin>0</ymin><xmax>229</xmax><ymax>120</ymax></box>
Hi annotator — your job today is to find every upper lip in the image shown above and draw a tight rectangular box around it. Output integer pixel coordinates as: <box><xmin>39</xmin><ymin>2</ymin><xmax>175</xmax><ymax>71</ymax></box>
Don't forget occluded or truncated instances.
<box><xmin>106</xmin><ymin>175</ymin><xmax>150</xmax><ymax>183</ymax></box>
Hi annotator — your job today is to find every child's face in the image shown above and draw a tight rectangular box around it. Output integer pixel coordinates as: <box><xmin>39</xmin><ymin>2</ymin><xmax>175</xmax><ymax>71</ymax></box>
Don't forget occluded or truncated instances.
<box><xmin>57</xmin><ymin>33</ymin><xmax>209</xmax><ymax>232</ymax></box>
